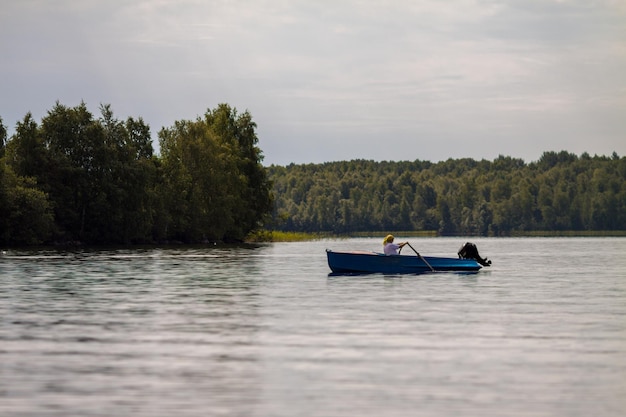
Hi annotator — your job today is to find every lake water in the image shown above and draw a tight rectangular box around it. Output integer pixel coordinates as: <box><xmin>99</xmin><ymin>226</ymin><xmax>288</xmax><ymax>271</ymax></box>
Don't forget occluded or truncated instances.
<box><xmin>1</xmin><ymin>237</ymin><xmax>625</xmax><ymax>417</ymax></box>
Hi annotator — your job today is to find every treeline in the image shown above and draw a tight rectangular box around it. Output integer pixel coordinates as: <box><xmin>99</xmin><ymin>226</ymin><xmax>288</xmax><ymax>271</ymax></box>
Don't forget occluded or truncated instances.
<box><xmin>267</xmin><ymin>152</ymin><xmax>626</xmax><ymax>235</ymax></box>
<box><xmin>0</xmin><ymin>102</ymin><xmax>273</xmax><ymax>245</ymax></box>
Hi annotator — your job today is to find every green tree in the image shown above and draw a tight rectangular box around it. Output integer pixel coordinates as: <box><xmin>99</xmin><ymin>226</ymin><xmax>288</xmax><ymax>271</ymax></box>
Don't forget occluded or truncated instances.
<box><xmin>159</xmin><ymin>104</ymin><xmax>272</xmax><ymax>242</ymax></box>
<box><xmin>0</xmin><ymin>164</ymin><xmax>54</xmax><ymax>245</ymax></box>
<box><xmin>36</xmin><ymin>102</ymin><xmax>96</xmax><ymax>241</ymax></box>
<box><xmin>204</xmin><ymin>104</ymin><xmax>274</xmax><ymax>237</ymax></box>
<box><xmin>0</xmin><ymin>116</ymin><xmax>6</xmax><ymax>158</ymax></box>
<box><xmin>88</xmin><ymin>105</ymin><xmax>157</xmax><ymax>244</ymax></box>
<box><xmin>4</xmin><ymin>113</ymin><xmax>47</xmax><ymax>180</ymax></box>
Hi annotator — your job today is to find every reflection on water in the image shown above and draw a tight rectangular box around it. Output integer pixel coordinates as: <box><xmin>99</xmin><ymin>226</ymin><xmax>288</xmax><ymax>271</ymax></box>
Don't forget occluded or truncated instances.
<box><xmin>1</xmin><ymin>238</ymin><xmax>625</xmax><ymax>417</ymax></box>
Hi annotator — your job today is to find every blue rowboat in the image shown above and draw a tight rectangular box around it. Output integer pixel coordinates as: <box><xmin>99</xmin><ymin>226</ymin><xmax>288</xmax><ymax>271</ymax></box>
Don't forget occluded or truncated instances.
<box><xmin>326</xmin><ymin>249</ymin><xmax>483</xmax><ymax>274</ymax></box>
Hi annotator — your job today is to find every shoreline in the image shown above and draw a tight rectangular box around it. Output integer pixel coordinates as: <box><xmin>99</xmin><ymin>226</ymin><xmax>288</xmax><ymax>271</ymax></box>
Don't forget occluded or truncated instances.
<box><xmin>249</xmin><ymin>230</ymin><xmax>626</xmax><ymax>242</ymax></box>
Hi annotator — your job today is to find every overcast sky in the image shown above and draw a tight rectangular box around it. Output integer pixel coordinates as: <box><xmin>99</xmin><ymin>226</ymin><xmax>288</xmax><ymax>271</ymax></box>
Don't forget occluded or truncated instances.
<box><xmin>1</xmin><ymin>0</ymin><xmax>625</xmax><ymax>165</ymax></box>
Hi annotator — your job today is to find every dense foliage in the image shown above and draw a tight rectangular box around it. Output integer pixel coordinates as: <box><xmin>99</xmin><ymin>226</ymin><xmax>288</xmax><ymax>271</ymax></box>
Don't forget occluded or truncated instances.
<box><xmin>267</xmin><ymin>152</ymin><xmax>626</xmax><ymax>235</ymax></box>
<box><xmin>0</xmin><ymin>103</ymin><xmax>273</xmax><ymax>245</ymax></box>
<box><xmin>3</xmin><ymin>102</ymin><xmax>623</xmax><ymax>244</ymax></box>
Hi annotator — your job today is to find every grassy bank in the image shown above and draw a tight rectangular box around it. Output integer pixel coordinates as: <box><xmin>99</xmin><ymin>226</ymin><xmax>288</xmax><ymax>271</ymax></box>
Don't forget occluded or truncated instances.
<box><xmin>246</xmin><ymin>230</ymin><xmax>329</xmax><ymax>242</ymax></box>
<box><xmin>248</xmin><ymin>229</ymin><xmax>626</xmax><ymax>242</ymax></box>
<box><xmin>247</xmin><ymin>230</ymin><xmax>441</xmax><ymax>242</ymax></box>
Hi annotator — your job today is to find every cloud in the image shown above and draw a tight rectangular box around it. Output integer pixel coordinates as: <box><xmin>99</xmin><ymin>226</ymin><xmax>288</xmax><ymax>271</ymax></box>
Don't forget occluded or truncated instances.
<box><xmin>1</xmin><ymin>0</ymin><xmax>624</xmax><ymax>164</ymax></box>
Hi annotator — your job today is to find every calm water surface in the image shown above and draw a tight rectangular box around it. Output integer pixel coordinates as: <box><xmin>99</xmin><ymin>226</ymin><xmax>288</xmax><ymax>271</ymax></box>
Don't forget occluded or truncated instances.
<box><xmin>1</xmin><ymin>238</ymin><xmax>625</xmax><ymax>417</ymax></box>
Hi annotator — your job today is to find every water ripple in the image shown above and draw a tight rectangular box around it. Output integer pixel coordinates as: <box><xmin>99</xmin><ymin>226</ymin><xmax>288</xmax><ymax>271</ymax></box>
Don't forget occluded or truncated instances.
<box><xmin>1</xmin><ymin>238</ymin><xmax>625</xmax><ymax>417</ymax></box>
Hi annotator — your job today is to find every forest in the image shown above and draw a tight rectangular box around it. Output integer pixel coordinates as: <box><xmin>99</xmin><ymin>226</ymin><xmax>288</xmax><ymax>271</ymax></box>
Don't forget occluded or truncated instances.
<box><xmin>0</xmin><ymin>102</ymin><xmax>273</xmax><ymax>246</ymax></box>
<box><xmin>267</xmin><ymin>152</ymin><xmax>626</xmax><ymax>236</ymax></box>
<box><xmin>2</xmin><ymin>102</ymin><xmax>624</xmax><ymax>246</ymax></box>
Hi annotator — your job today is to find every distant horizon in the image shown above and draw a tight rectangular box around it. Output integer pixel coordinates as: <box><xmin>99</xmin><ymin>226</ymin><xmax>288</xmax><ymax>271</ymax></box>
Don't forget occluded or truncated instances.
<box><xmin>1</xmin><ymin>103</ymin><xmax>620</xmax><ymax>168</ymax></box>
<box><xmin>261</xmin><ymin>149</ymin><xmax>621</xmax><ymax>167</ymax></box>
<box><xmin>2</xmin><ymin>104</ymin><xmax>622</xmax><ymax>167</ymax></box>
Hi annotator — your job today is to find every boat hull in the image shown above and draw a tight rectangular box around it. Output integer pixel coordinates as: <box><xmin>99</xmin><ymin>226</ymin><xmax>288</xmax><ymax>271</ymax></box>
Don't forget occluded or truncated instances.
<box><xmin>326</xmin><ymin>250</ymin><xmax>482</xmax><ymax>274</ymax></box>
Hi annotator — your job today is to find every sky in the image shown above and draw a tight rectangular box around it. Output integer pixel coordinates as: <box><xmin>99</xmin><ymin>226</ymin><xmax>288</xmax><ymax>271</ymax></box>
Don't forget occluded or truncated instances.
<box><xmin>1</xmin><ymin>0</ymin><xmax>625</xmax><ymax>166</ymax></box>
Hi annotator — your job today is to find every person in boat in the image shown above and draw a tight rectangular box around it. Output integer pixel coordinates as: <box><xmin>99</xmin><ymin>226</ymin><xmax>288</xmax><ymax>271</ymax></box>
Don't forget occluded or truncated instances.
<box><xmin>383</xmin><ymin>234</ymin><xmax>407</xmax><ymax>255</ymax></box>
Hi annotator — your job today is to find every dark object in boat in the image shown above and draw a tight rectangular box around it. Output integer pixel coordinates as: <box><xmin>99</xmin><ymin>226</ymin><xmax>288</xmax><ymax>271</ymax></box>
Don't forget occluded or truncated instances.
<box><xmin>458</xmin><ymin>242</ymin><xmax>491</xmax><ymax>267</ymax></box>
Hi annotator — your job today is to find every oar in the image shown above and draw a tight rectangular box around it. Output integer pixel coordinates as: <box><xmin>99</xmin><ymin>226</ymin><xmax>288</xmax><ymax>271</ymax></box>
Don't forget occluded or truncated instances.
<box><xmin>406</xmin><ymin>242</ymin><xmax>435</xmax><ymax>272</ymax></box>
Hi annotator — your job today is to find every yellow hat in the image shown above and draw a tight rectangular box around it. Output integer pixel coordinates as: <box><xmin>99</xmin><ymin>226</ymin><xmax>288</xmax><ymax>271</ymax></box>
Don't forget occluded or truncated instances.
<box><xmin>383</xmin><ymin>234</ymin><xmax>394</xmax><ymax>245</ymax></box>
